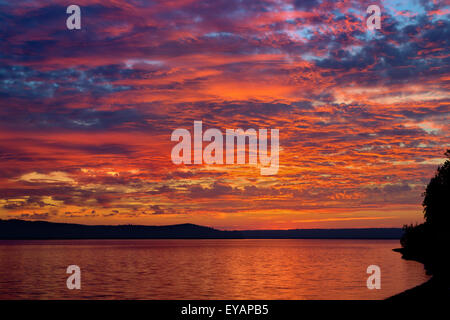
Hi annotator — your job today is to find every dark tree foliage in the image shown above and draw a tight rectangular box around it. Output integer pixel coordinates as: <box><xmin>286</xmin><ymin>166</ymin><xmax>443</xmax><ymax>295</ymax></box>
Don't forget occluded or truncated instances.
<box><xmin>401</xmin><ymin>150</ymin><xmax>450</xmax><ymax>277</ymax></box>
<box><xmin>422</xmin><ymin>150</ymin><xmax>450</xmax><ymax>227</ymax></box>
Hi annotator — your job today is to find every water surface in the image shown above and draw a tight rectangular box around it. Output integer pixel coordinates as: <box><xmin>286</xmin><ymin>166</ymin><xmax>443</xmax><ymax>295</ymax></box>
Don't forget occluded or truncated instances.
<box><xmin>0</xmin><ymin>239</ymin><xmax>428</xmax><ymax>299</ymax></box>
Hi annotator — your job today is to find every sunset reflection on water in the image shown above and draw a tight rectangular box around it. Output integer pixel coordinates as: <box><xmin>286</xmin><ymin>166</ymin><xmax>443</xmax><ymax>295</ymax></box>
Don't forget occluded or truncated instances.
<box><xmin>0</xmin><ymin>239</ymin><xmax>429</xmax><ymax>299</ymax></box>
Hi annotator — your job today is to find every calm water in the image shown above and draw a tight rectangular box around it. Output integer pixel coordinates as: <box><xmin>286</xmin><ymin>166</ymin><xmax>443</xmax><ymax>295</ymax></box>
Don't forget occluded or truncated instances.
<box><xmin>0</xmin><ymin>239</ymin><xmax>428</xmax><ymax>299</ymax></box>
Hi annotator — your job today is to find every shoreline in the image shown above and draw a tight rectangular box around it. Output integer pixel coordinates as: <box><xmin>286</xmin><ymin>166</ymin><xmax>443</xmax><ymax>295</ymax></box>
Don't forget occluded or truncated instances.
<box><xmin>388</xmin><ymin>248</ymin><xmax>449</xmax><ymax>300</ymax></box>
<box><xmin>387</xmin><ymin>277</ymin><xmax>449</xmax><ymax>300</ymax></box>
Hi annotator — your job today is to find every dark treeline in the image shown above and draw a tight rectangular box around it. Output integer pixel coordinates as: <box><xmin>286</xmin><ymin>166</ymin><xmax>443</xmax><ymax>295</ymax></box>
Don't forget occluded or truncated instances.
<box><xmin>0</xmin><ymin>219</ymin><xmax>402</xmax><ymax>240</ymax></box>
<box><xmin>393</xmin><ymin>149</ymin><xmax>450</xmax><ymax>299</ymax></box>
<box><xmin>400</xmin><ymin>150</ymin><xmax>450</xmax><ymax>275</ymax></box>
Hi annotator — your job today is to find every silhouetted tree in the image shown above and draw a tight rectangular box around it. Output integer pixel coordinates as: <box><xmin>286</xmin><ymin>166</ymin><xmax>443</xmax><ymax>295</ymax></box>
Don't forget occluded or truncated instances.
<box><xmin>422</xmin><ymin>150</ymin><xmax>450</xmax><ymax>228</ymax></box>
<box><xmin>401</xmin><ymin>150</ymin><xmax>450</xmax><ymax>278</ymax></box>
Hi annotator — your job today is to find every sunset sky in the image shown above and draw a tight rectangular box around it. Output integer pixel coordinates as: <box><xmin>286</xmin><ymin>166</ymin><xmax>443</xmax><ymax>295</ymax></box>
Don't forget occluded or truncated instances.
<box><xmin>0</xmin><ymin>0</ymin><xmax>449</xmax><ymax>230</ymax></box>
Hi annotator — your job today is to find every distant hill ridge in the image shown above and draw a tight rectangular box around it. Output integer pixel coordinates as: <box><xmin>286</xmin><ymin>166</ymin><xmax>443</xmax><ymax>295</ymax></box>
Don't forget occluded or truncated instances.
<box><xmin>0</xmin><ymin>219</ymin><xmax>403</xmax><ymax>240</ymax></box>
